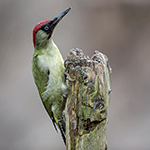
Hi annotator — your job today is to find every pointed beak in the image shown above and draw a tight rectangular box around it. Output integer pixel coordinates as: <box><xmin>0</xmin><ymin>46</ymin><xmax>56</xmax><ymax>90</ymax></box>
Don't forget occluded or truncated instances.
<box><xmin>48</xmin><ymin>7</ymin><xmax>71</xmax><ymax>38</ymax></box>
<box><xmin>52</xmin><ymin>7</ymin><xmax>71</xmax><ymax>26</ymax></box>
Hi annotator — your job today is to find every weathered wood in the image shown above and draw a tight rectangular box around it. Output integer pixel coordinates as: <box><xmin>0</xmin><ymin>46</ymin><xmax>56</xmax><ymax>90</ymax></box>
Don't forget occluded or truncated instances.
<box><xmin>65</xmin><ymin>48</ymin><xmax>112</xmax><ymax>150</ymax></box>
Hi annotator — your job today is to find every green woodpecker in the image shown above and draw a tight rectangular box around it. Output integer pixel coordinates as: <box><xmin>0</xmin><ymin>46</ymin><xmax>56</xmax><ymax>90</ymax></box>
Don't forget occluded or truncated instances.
<box><xmin>32</xmin><ymin>7</ymin><xmax>71</xmax><ymax>144</ymax></box>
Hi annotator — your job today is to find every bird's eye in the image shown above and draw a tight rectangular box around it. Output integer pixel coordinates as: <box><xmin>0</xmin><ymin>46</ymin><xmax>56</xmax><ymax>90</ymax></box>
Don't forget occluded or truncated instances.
<box><xmin>44</xmin><ymin>26</ymin><xmax>49</xmax><ymax>30</ymax></box>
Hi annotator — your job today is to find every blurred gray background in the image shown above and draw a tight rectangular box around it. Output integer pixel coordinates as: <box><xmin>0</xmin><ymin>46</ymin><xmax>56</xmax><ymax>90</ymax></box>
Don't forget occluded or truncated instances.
<box><xmin>0</xmin><ymin>0</ymin><xmax>150</xmax><ymax>150</ymax></box>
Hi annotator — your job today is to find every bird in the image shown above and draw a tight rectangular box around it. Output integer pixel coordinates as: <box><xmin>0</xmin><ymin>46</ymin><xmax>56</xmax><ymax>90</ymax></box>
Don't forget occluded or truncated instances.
<box><xmin>32</xmin><ymin>7</ymin><xmax>71</xmax><ymax>144</ymax></box>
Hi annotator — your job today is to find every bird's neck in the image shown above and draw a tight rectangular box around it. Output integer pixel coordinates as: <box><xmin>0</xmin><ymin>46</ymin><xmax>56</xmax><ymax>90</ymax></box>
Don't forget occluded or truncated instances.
<box><xmin>34</xmin><ymin>38</ymin><xmax>62</xmax><ymax>58</ymax></box>
<box><xmin>46</xmin><ymin>39</ymin><xmax>59</xmax><ymax>56</ymax></box>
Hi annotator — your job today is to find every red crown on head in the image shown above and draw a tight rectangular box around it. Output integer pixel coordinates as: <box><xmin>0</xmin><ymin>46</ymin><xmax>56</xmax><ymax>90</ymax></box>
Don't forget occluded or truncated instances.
<box><xmin>33</xmin><ymin>19</ymin><xmax>51</xmax><ymax>47</ymax></box>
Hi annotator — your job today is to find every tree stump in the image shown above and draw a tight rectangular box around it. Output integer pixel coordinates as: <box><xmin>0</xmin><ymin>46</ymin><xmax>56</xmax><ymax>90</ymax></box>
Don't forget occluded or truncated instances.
<box><xmin>65</xmin><ymin>48</ymin><xmax>112</xmax><ymax>150</ymax></box>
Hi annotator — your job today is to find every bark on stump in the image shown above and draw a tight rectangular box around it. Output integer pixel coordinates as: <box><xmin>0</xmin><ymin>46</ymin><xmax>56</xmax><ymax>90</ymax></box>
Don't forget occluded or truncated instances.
<box><xmin>65</xmin><ymin>48</ymin><xmax>112</xmax><ymax>150</ymax></box>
